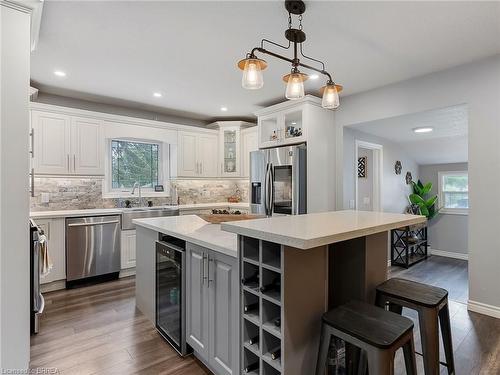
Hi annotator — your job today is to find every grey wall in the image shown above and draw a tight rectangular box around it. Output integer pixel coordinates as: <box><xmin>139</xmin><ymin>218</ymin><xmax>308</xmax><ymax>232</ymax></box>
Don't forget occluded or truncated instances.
<box><xmin>344</xmin><ymin>127</ymin><xmax>419</xmax><ymax>214</ymax></box>
<box><xmin>419</xmin><ymin>163</ymin><xmax>468</xmax><ymax>255</ymax></box>
<box><xmin>33</xmin><ymin>92</ymin><xmax>209</xmax><ymax>127</ymax></box>
<box><xmin>357</xmin><ymin>148</ymin><xmax>374</xmax><ymax>211</ymax></box>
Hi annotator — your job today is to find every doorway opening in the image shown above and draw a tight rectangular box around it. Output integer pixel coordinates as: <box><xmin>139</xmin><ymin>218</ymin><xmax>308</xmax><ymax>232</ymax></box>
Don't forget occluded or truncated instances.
<box><xmin>355</xmin><ymin>140</ymin><xmax>383</xmax><ymax>211</ymax></box>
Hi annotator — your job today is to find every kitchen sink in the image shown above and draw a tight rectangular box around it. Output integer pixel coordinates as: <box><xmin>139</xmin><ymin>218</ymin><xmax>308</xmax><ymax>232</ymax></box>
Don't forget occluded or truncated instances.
<box><xmin>121</xmin><ymin>206</ymin><xmax>180</xmax><ymax>230</ymax></box>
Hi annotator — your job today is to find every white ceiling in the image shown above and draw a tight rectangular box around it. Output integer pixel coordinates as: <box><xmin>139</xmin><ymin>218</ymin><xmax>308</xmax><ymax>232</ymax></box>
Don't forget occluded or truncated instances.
<box><xmin>31</xmin><ymin>1</ymin><xmax>500</xmax><ymax>122</ymax></box>
<box><xmin>349</xmin><ymin>104</ymin><xmax>468</xmax><ymax>165</ymax></box>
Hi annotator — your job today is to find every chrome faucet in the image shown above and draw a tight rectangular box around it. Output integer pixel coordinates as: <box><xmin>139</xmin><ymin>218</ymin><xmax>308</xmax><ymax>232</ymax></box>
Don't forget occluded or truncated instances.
<box><xmin>131</xmin><ymin>182</ymin><xmax>143</xmax><ymax>207</ymax></box>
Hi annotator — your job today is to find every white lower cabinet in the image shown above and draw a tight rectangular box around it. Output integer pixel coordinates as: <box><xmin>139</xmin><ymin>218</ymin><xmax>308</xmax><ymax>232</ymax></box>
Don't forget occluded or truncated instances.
<box><xmin>121</xmin><ymin>230</ymin><xmax>137</xmax><ymax>269</ymax></box>
<box><xmin>36</xmin><ymin>218</ymin><xmax>66</xmax><ymax>284</ymax></box>
<box><xmin>186</xmin><ymin>243</ymin><xmax>239</xmax><ymax>375</ymax></box>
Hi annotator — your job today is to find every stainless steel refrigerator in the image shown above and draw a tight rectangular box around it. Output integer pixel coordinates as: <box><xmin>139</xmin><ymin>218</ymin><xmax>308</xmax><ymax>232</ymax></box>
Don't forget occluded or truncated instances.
<box><xmin>250</xmin><ymin>143</ymin><xmax>307</xmax><ymax>216</ymax></box>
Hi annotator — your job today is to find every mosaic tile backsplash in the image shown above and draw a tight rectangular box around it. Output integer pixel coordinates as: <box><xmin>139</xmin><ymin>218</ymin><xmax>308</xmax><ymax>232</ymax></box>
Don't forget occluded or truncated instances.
<box><xmin>30</xmin><ymin>177</ymin><xmax>249</xmax><ymax>211</ymax></box>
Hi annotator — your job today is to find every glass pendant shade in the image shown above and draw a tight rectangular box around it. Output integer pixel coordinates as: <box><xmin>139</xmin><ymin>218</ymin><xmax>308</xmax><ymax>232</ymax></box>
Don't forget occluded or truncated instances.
<box><xmin>321</xmin><ymin>84</ymin><xmax>340</xmax><ymax>109</ymax></box>
<box><xmin>284</xmin><ymin>71</ymin><xmax>308</xmax><ymax>100</ymax></box>
<box><xmin>241</xmin><ymin>59</ymin><xmax>264</xmax><ymax>89</ymax></box>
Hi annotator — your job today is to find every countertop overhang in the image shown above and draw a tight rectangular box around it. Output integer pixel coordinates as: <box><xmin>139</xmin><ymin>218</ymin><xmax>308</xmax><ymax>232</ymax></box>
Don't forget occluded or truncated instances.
<box><xmin>221</xmin><ymin>210</ymin><xmax>426</xmax><ymax>249</ymax></box>
<box><xmin>133</xmin><ymin>215</ymin><xmax>238</xmax><ymax>258</ymax></box>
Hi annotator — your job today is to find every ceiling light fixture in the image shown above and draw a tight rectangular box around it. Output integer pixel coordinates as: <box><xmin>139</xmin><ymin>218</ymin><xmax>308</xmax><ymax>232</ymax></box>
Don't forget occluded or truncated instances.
<box><xmin>237</xmin><ymin>0</ymin><xmax>342</xmax><ymax>109</ymax></box>
<box><xmin>220</xmin><ymin>106</ymin><xmax>228</xmax><ymax>112</ymax></box>
<box><xmin>54</xmin><ymin>70</ymin><xmax>66</xmax><ymax>77</ymax></box>
<box><xmin>413</xmin><ymin>127</ymin><xmax>434</xmax><ymax>133</ymax></box>
<box><xmin>153</xmin><ymin>92</ymin><xmax>163</xmax><ymax>98</ymax></box>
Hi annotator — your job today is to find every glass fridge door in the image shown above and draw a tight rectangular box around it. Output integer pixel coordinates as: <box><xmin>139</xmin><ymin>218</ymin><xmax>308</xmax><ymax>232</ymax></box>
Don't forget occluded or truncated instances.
<box><xmin>156</xmin><ymin>242</ymin><xmax>182</xmax><ymax>350</ymax></box>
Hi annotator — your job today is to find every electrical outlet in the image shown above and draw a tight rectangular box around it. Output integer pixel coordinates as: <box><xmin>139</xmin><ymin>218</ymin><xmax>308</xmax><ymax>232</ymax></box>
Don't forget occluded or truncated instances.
<box><xmin>363</xmin><ymin>197</ymin><xmax>370</xmax><ymax>205</ymax></box>
<box><xmin>349</xmin><ymin>199</ymin><xmax>355</xmax><ymax>209</ymax></box>
<box><xmin>41</xmin><ymin>193</ymin><xmax>50</xmax><ymax>203</ymax></box>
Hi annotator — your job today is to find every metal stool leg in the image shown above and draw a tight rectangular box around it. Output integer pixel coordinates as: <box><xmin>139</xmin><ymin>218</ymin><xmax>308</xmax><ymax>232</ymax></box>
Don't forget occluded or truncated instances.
<box><xmin>402</xmin><ymin>335</ymin><xmax>418</xmax><ymax>375</ymax></box>
<box><xmin>438</xmin><ymin>303</ymin><xmax>455</xmax><ymax>375</ymax></box>
<box><xmin>367</xmin><ymin>348</ymin><xmax>394</xmax><ymax>375</ymax></box>
<box><xmin>418</xmin><ymin>308</ymin><xmax>440</xmax><ymax>375</ymax></box>
<box><xmin>315</xmin><ymin>323</ymin><xmax>333</xmax><ymax>375</ymax></box>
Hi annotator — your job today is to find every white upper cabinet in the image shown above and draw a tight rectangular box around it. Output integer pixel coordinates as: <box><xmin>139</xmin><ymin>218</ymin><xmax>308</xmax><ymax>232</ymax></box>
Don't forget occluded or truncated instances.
<box><xmin>240</xmin><ymin>127</ymin><xmax>258</xmax><ymax>178</ymax></box>
<box><xmin>71</xmin><ymin>117</ymin><xmax>104</xmax><ymax>175</ymax></box>
<box><xmin>177</xmin><ymin>131</ymin><xmax>218</xmax><ymax>178</ymax></box>
<box><xmin>32</xmin><ymin>111</ymin><xmax>71</xmax><ymax>175</ymax></box>
<box><xmin>198</xmin><ymin>134</ymin><xmax>218</xmax><ymax>177</ymax></box>
<box><xmin>32</xmin><ymin>110</ymin><xmax>104</xmax><ymax>175</ymax></box>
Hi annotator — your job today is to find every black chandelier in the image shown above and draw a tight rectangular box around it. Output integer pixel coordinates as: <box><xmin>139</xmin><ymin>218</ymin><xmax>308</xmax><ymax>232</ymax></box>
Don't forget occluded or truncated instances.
<box><xmin>237</xmin><ymin>0</ymin><xmax>342</xmax><ymax>109</ymax></box>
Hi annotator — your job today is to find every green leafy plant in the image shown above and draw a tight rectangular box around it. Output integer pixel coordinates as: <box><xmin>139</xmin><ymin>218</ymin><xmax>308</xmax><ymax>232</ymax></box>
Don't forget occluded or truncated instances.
<box><xmin>409</xmin><ymin>180</ymin><xmax>439</xmax><ymax>219</ymax></box>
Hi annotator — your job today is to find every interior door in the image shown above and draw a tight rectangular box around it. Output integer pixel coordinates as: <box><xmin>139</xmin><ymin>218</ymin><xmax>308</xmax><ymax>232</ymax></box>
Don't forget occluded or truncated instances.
<box><xmin>71</xmin><ymin>117</ymin><xmax>103</xmax><ymax>175</ymax></box>
<box><xmin>186</xmin><ymin>243</ymin><xmax>209</xmax><ymax>361</ymax></box>
<box><xmin>208</xmin><ymin>251</ymin><xmax>239</xmax><ymax>375</ymax></box>
<box><xmin>33</xmin><ymin>111</ymin><xmax>71</xmax><ymax>174</ymax></box>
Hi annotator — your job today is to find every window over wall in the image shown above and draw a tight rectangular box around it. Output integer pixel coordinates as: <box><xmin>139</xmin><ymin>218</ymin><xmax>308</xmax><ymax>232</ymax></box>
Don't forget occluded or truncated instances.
<box><xmin>111</xmin><ymin>140</ymin><xmax>160</xmax><ymax>190</ymax></box>
<box><xmin>438</xmin><ymin>171</ymin><xmax>468</xmax><ymax>214</ymax></box>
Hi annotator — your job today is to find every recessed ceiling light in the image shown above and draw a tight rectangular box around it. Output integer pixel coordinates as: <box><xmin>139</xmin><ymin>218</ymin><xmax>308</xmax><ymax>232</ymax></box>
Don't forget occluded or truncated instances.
<box><xmin>309</xmin><ymin>74</ymin><xmax>319</xmax><ymax>80</ymax></box>
<box><xmin>153</xmin><ymin>92</ymin><xmax>162</xmax><ymax>98</ymax></box>
<box><xmin>220</xmin><ymin>106</ymin><xmax>228</xmax><ymax>112</ymax></box>
<box><xmin>54</xmin><ymin>70</ymin><xmax>66</xmax><ymax>77</ymax></box>
<box><xmin>291</xmin><ymin>122</ymin><xmax>297</xmax><ymax>125</ymax></box>
<box><xmin>413</xmin><ymin>127</ymin><xmax>434</xmax><ymax>134</ymax></box>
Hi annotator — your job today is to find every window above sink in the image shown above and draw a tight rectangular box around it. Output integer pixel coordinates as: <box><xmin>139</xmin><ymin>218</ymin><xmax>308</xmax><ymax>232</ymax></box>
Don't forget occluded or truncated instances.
<box><xmin>103</xmin><ymin>138</ymin><xmax>171</xmax><ymax>198</ymax></box>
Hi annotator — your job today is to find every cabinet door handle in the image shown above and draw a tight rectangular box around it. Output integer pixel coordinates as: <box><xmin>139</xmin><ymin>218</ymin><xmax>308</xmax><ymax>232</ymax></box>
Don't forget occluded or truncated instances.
<box><xmin>30</xmin><ymin>129</ymin><xmax>34</xmax><ymax>158</ymax></box>
<box><xmin>200</xmin><ymin>162</ymin><xmax>203</xmax><ymax>175</ymax></box>
<box><xmin>220</xmin><ymin>163</ymin><xmax>223</xmax><ymax>174</ymax></box>
<box><xmin>30</xmin><ymin>168</ymin><xmax>35</xmax><ymax>198</ymax></box>
<box><xmin>67</xmin><ymin>154</ymin><xmax>70</xmax><ymax>171</ymax></box>
<box><xmin>202</xmin><ymin>253</ymin><xmax>208</xmax><ymax>285</ymax></box>
<box><xmin>208</xmin><ymin>257</ymin><xmax>214</xmax><ymax>286</ymax></box>
<box><xmin>73</xmin><ymin>155</ymin><xmax>76</xmax><ymax>171</ymax></box>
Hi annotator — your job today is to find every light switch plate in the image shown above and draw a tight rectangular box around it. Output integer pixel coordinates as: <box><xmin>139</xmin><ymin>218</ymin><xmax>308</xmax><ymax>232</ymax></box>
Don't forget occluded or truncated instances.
<box><xmin>41</xmin><ymin>193</ymin><xmax>50</xmax><ymax>203</ymax></box>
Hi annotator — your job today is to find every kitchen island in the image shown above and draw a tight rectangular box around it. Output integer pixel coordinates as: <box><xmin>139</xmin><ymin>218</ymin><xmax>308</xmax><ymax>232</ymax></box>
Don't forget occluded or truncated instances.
<box><xmin>134</xmin><ymin>211</ymin><xmax>425</xmax><ymax>375</ymax></box>
<box><xmin>221</xmin><ymin>210</ymin><xmax>425</xmax><ymax>375</ymax></box>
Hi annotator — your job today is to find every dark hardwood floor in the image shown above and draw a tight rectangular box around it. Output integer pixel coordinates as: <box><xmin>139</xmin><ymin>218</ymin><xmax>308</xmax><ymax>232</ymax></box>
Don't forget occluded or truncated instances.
<box><xmin>31</xmin><ymin>256</ymin><xmax>498</xmax><ymax>374</ymax></box>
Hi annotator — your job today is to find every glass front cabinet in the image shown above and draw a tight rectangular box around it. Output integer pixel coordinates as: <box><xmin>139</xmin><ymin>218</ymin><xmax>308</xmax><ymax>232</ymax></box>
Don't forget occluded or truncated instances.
<box><xmin>221</xmin><ymin>127</ymin><xmax>239</xmax><ymax>177</ymax></box>
<box><xmin>257</xmin><ymin>102</ymin><xmax>307</xmax><ymax>149</ymax></box>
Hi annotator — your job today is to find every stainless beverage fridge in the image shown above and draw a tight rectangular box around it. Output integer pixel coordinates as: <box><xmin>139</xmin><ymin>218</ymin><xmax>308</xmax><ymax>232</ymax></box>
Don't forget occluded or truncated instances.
<box><xmin>249</xmin><ymin>143</ymin><xmax>307</xmax><ymax>216</ymax></box>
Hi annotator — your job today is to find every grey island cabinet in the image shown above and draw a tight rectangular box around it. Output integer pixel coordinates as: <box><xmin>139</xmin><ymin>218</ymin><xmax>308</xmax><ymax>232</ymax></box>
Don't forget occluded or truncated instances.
<box><xmin>133</xmin><ymin>215</ymin><xmax>240</xmax><ymax>375</ymax></box>
<box><xmin>221</xmin><ymin>210</ymin><xmax>426</xmax><ymax>375</ymax></box>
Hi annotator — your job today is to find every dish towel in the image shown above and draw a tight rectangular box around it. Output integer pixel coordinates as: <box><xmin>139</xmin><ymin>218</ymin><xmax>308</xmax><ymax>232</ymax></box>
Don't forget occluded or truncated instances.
<box><xmin>39</xmin><ymin>233</ymin><xmax>53</xmax><ymax>277</ymax></box>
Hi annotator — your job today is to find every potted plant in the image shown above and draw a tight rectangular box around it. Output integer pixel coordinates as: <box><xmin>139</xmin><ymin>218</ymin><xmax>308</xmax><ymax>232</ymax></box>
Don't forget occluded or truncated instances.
<box><xmin>408</xmin><ymin>180</ymin><xmax>439</xmax><ymax>219</ymax></box>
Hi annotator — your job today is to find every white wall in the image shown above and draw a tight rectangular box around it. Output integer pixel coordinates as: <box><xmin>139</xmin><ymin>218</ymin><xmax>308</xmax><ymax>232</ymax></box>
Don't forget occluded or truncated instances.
<box><xmin>336</xmin><ymin>54</ymin><xmax>500</xmax><ymax>316</ymax></box>
<box><xmin>419</xmin><ymin>163</ymin><xmax>469</xmax><ymax>256</ymax></box>
<box><xmin>0</xmin><ymin>3</ymin><xmax>31</xmax><ymax>369</ymax></box>
<box><xmin>343</xmin><ymin>127</ymin><xmax>418</xmax><ymax>214</ymax></box>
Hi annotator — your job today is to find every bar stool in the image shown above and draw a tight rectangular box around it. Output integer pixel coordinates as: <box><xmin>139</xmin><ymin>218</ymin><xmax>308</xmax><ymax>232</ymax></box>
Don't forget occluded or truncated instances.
<box><xmin>315</xmin><ymin>300</ymin><xmax>417</xmax><ymax>375</ymax></box>
<box><xmin>375</xmin><ymin>278</ymin><xmax>455</xmax><ymax>375</ymax></box>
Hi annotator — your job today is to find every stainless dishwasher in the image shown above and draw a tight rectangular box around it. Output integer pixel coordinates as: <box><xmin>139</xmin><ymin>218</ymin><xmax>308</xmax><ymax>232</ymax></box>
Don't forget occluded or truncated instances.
<box><xmin>66</xmin><ymin>215</ymin><xmax>121</xmax><ymax>287</ymax></box>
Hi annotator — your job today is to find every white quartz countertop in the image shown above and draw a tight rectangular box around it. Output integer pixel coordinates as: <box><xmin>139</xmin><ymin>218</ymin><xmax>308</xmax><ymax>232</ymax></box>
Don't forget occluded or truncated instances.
<box><xmin>133</xmin><ymin>215</ymin><xmax>238</xmax><ymax>258</ymax></box>
<box><xmin>221</xmin><ymin>210</ymin><xmax>426</xmax><ymax>249</ymax></box>
<box><xmin>29</xmin><ymin>202</ymin><xmax>249</xmax><ymax>219</ymax></box>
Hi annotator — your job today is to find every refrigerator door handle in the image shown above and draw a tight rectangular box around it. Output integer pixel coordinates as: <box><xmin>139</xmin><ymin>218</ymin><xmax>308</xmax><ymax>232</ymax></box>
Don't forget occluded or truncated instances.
<box><xmin>265</xmin><ymin>163</ymin><xmax>274</xmax><ymax>216</ymax></box>
<box><xmin>264</xmin><ymin>163</ymin><xmax>270</xmax><ymax>215</ymax></box>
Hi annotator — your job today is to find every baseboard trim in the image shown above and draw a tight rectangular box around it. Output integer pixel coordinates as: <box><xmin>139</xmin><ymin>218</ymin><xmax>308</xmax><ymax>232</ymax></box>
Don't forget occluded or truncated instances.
<box><xmin>429</xmin><ymin>248</ymin><xmax>468</xmax><ymax>261</ymax></box>
<box><xmin>468</xmin><ymin>300</ymin><xmax>500</xmax><ymax>319</ymax></box>
<box><xmin>119</xmin><ymin>268</ymin><xmax>136</xmax><ymax>278</ymax></box>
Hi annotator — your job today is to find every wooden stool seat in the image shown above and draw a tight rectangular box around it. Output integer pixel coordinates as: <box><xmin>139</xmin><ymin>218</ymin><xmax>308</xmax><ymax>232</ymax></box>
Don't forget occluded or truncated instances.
<box><xmin>376</xmin><ymin>278</ymin><xmax>455</xmax><ymax>375</ymax></box>
<box><xmin>376</xmin><ymin>278</ymin><xmax>448</xmax><ymax>307</ymax></box>
<box><xmin>322</xmin><ymin>300</ymin><xmax>414</xmax><ymax>349</ymax></box>
<box><xmin>316</xmin><ymin>300</ymin><xmax>417</xmax><ymax>375</ymax></box>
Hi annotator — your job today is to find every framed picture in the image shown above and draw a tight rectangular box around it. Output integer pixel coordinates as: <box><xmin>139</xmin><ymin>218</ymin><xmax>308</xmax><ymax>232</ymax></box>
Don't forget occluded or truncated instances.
<box><xmin>358</xmin><ymin>156</ymin><xmax>367</xmax><ymax>178</ymax></box>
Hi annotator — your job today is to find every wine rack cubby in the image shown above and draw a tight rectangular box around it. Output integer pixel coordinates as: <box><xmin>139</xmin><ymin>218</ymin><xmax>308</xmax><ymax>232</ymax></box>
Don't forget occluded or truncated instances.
<box><xmin>239</xmin><ymin>235</ymin><xmax>327</xmax><ymax>375</ymax></box>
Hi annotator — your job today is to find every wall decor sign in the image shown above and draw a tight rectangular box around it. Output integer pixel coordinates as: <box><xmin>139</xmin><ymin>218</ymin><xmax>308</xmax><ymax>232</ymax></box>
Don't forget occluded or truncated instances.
<box><xmin>395</xmin><ymin>161</ymin><xmax>402</xmax><ymax>175</ymax></box>
<box><xmin>405</xmin><ymin>171</ymin><xmax>413</xmax><ymax>185</ymax></box>
<box><xmin>358</xmin><ymin>157</ymin><xmax>367</xmax><ymax>178</ymax></box>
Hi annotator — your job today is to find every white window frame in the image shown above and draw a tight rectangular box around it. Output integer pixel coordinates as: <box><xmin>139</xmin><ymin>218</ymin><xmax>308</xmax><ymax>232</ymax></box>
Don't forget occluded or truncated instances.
<box><xmin>438</xmin><ymin>171</ymin><xmax>468</xmax><ymax>215</ymax></box>
<box><xmin>102</xmin><ymin>138</ymin><xmax>170</xmax><ymax>198</ymax></box>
